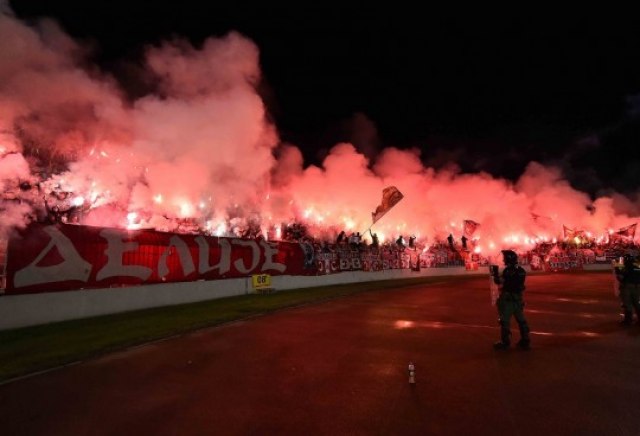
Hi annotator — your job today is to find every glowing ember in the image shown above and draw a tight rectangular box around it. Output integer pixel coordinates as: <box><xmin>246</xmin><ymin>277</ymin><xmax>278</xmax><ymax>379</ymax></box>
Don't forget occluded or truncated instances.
<box><xmin>179</xmin><ymin>202</ymin><xmax>194</xmax><ymax>217</ymax></box>
<box><xmin>214</xmin><ymin>222</ymin><xmax>227</xmax><ymax>237</ymax></box>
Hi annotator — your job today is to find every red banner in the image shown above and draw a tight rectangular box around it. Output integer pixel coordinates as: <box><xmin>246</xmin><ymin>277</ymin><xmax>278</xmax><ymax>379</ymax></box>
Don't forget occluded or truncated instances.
<box><xmin>5</xmin><ymin>224</ymin><xmax>316</xmax><ymax>294</ymax></box>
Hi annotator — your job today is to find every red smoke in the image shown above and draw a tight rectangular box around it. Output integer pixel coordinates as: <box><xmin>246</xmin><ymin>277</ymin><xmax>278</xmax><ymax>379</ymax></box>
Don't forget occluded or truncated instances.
<box><xmin>0</xmin><ymin>5</ymin><xmax>638</xmax><ymax>256</ymax></box>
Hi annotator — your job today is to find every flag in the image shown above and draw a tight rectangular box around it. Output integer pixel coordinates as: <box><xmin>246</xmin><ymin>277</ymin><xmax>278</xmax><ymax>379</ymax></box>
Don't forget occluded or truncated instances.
<box><xmin>562</xmin><ymin>225</ymin><xmax>574</xmax><ymax>239</ymax></box>
<box><xmin>463</xmin><ymin>220</ymin><xmax>480</xmax><ymax>237</ymax></box>
<box><xmin>371</xmin><ymin>186</ymin><xmax>404</xmax><ymax>224</ymax></box>
<box><xmin>612</xmin><ymin>223</ymin><xmax>637</xmax><ymax>240</ymax></box>
<box><xmin>564</xmin><ymin>225</ymin><xmax>586</xmax><ymax>241</ymax></box>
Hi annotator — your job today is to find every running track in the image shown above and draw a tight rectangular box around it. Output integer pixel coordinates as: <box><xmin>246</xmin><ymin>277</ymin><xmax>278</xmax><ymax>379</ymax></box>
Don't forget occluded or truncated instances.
<box><xmin>1</xmin><ymin>272</ymin><xmax>639</xmax><ymax>435</ymax></box>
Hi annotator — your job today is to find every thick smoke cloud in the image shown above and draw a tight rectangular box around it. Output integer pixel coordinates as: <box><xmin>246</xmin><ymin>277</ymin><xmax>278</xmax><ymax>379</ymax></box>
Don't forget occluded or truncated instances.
<box><xmin>0</xmin><ymin>4</ymin><xmax>638</xmax><ymax>253</ymax></box>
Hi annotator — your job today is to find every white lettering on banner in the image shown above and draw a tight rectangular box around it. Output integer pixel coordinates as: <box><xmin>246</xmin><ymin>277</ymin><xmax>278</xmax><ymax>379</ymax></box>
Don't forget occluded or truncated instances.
<box><xmin>14</xmin><ymin>227</ymin><xmax>92</xmax><ymax>288</ymax></box>
<box><xmin>158</xmin><ymin>235</ymin><xmax>196</xmax><ymax>278</ymax></box>
<box><xmin>10</xmin><ymin>226</ymin><xmax>297</xmax><ymax>289</ymax></box>
<box><xmin>231</xmin><ymin>239</ymin><xmax>260</xmax><ymax>274</ymax></box>
<box><xmin>195</xmin><ymin>236</ymin><xmax>231</xmax><ymax>275</ymax></box>
<box><xmin>315</xmin><ymin>252</ymin><xmax>331</xmax><ymax>274</ymax></box>
<box><xmin>259</xmin><ymin>240</ymin><xmax>286</xmax><ymax>273</ymax></box>
<box><xmin>96</xmin><ymin>230</ymin><xmax>152</xmax><ymax>281</ymax></box>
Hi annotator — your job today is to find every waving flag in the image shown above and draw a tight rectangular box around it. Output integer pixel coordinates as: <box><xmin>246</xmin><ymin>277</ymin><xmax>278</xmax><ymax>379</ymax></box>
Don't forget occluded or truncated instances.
<box><xmin>463</xmin><ymin>220</ymin><xmax>480</xmax><ymax>237</ymax></box>
<box><xmin>611</xmin><ymin>223</ymin><xmax>637</xmax><ymax>240</ymax></box>
<box><xmin>372</xmin><ymin>186</ymin><xmax>404</xmax><ymax>224</ymax></box>
<box><xmin>563</xmin><ymin>225</ymin><xmax>575</xmax><ymax>239</ymax></box>
<box><xmin>563</xmin><ymin>225</ymin><xmax>586</xmax><ymax>240</ymax></box>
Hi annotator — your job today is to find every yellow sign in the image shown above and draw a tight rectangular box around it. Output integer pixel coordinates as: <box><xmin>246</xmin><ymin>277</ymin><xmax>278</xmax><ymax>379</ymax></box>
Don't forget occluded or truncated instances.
<box><xmin>252</xmin><ymin>274</ymin><xmax>272</xmax><ymax>289</ymax></box>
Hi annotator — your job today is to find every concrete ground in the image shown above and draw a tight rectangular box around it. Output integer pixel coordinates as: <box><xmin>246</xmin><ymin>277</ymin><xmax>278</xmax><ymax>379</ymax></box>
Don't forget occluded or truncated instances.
<box><xmin>1</xmin><ymin>272</ymin><xmax>639</xmax><ymax>435</ymax></box>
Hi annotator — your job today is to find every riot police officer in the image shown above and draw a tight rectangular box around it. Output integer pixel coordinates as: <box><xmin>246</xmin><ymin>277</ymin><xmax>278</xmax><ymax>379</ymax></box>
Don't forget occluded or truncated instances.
<box><xmin>615</xmin><ymin>254</ymin><xmax>640</xmax><ymax>325</ymax></box>
<box><xmin>492</xmin><ymin>250</ymin><xmax>531</xmax><ymax>350</ymax></box>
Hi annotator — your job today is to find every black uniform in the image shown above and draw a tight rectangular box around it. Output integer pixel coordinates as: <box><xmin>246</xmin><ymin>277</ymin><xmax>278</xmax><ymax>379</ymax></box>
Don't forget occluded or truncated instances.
<box><xmin>616</xmin><ymin>255</ymin><xmax>640</xmax><ymax>325</ymax></box>
<box><xmin>494</xmin><ymin>250</ymin><xmax>530</xmax><ymax>350</ymax></box>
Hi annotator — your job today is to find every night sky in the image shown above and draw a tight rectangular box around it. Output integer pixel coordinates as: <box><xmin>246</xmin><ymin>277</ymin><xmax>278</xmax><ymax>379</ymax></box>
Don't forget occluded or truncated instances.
<box><xmin>9</xmin><ymin>2</ymin><xmax>640</xmax><ymax>196</ymax></box>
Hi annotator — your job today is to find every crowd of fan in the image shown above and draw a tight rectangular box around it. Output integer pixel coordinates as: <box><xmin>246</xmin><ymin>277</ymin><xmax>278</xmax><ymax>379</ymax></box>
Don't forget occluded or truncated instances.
<box><xmin>7</xmin><ymin>180</ymin><xmax>637</xmax><ymax>267</ymax></box>
<box><xmin>278</xmin><ymin>222</ymin><xmax>639</xmax><ymax>267</ymax></box>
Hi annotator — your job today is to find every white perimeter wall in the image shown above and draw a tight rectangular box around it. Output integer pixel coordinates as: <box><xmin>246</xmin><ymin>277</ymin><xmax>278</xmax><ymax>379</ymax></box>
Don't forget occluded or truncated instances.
<box><xmin>0</xmin><ymin>264</ymin><xmax>610</xmax><ymax>330</ymax></box>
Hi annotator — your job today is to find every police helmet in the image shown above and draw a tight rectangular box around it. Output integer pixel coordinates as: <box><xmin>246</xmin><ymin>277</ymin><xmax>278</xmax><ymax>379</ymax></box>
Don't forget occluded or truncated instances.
<box><xmin>502</xmin><ymin>250</ymin><xmax>518</xmax><ymax>265</ymax></box>
<box><xmin>623</xmin><ymin>254</ymin><xmax>635</xmax><ymax>266</ymax></box>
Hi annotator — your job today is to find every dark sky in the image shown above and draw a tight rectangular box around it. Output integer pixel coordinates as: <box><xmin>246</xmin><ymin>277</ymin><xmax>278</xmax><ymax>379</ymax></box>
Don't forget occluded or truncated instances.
<box><xmin>9</xmin><ymin>2</ymin><xmax>640</xmax><ymax>196</ymax></box>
